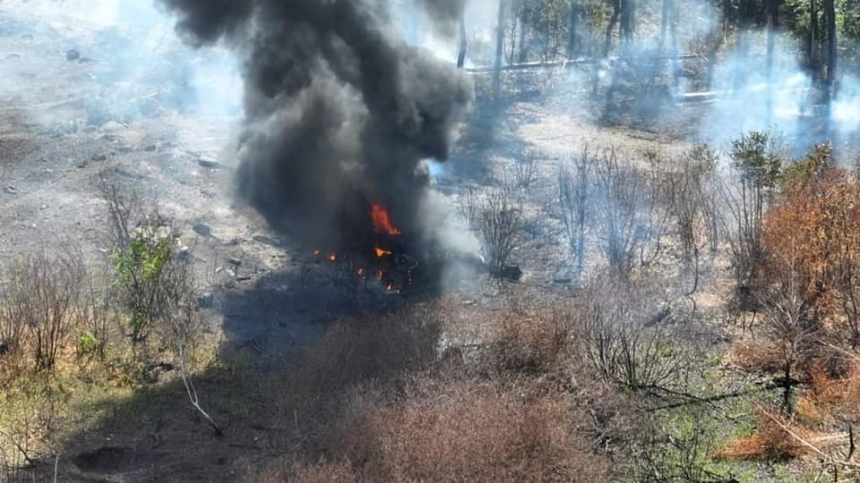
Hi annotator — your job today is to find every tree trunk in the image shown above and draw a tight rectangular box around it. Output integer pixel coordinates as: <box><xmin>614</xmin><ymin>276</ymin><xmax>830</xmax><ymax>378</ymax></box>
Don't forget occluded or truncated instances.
<box><xmin>568</xmin><ymin>2</ymin><xmax>579</xmax><ymax>58</ymax></box>
<box><xmin>620</xmin><ymin>0</ymin><xmax>635</xmax><ymax>45</ymax></box>
<box><xmin>603</xmin><ymin>0</ymin><xmax>620</xmax><ymax>58</ymax></box>
<box><xmin>824</xmin><ymin>0</ymin><xmax>836</xmax><ymax>135</ymax></box>
<box><xmin>494</xmin><ymin>0</ymin><xmax>506</xmax><ymax>100</ymax></box>
<box><xmin>668</xmin><ymin>0</ymin><xmax>679</xmax><ymax>89</ymax></box>
<box><xmin>810</xmin><ymin>0</ymin><xmax>819</xmax><ymax>78</ymax></box>
<box><xmin>457</xmin><ymin>11</ymin><xmax>467</xmax><ymax>68</ymax></box>
<box><xmin>765</xmin><ymin>0</ymin><xmax>778</xmax><ymax>127</ymax></box>
<box><xmin>661</xmin><ymin>0</ymin><xmax>670</xmax><ymax>51</ymax></box>
<box><xmin>517</xmin><ymin>5</ymin><xmax>528</xmax><ymax>63</ymax></box>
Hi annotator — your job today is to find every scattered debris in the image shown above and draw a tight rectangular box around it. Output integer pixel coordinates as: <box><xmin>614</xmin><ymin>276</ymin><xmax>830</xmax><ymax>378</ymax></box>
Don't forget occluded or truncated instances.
<box><xmin>499</xmin><ymin>265</ymin><xmax>523</xmax><ymax>281</ymax></box>
<box><xmin>227</xmin><ymin>257</ymin><xmax>242</xmax><ymax>266</ymax></box>
<box><xmin>114</xmin><ymin>166</ymin><xmax>145</xmax><ymax>180</ymax></box>
<box><xmin>3</xmin><ymin>185</ymin><xmax>17</xmax><ymax>195</ymax></box>
<box><xmin>252</xmin><ymin>234</ymin><xmax>282</xmax><ymax>247</ymax></box>
<box><xmin>0</xmin><ymin>340</ymin><xmax>8</xmax><ymax>356</ymax></box>
<box><xmin>198</xmin><ymin>157</ymin><xmax>221</xmax><ymax>169</ymax></box>
<box><xmin>144</xmin><ymin>362</ymin><xmax>176</xmax><ymax>382</ymax></box>
<box><xmin>176</xmin><ymin>245</ymin><xmax>191</xmax><ymax>260</ymax></box>
<box><xmin>65</xmin><ymin>49</ymin><xmax>80</xmax><ymax>61</ymax></box>
<box><xmin>91</xmin><ymin>153</ymin><xmax>107</xmax><ymax>162</ymax></box>
<box><xmin>143</xmin><ymin>144</ymin><xmax>157</xmax><ymax>152</ymax></box>
<box><xmin>553</xmin><ymin>266</ymin><xmax>575</xmax><ymax>285</ymax></box>
<box><xmin>236</xmin><ymin>275</ymin><xmax>252</xmax><ymax>282</ymax></box>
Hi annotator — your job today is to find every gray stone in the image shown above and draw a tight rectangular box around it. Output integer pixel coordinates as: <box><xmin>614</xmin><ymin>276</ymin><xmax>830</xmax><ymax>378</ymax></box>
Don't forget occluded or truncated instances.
<box><xmin>192</xmin><ymin>223</ymin><xmax>212</xmax><ymax>237</ymax></box>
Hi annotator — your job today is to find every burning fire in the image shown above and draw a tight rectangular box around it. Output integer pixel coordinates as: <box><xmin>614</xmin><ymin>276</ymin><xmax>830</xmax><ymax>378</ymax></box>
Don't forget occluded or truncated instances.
<box><xmin>375</xmin><ymin>246</ymin><xmax>392</xmax><ymax>258</ymax></box>
<box><xmin>328</xmin><ymin>253</ymin><xmax>337</xmax><ymax>263</ymax></box>
<box><xmin>313</xmin><ymin>249</ymin><xmax>321</xmax><ymax>256</ymax></box>
<box><xmin>371</xmin><ymin>203</ymin><xmax>401</xmax><ymax>235</ymax></box>
<box><xmin>357</xmin><ymin>268</ymin><xmax>364</xmax><ymax>276</ymax></box>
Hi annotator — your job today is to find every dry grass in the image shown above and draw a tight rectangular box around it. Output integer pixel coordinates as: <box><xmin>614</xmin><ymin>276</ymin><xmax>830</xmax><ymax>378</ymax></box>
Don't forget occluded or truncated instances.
<box><xmin>730</xmin><ymin>339</ymin><xmax>785</xmax><ymax>374</ymax></box>
<box><xmin>796</xmin><ymin>363</ymin><xmax>860</xmax><ymax>426</ymax></box>
<box><xmin>712</xmin><ymin>407</ymin><xmax>816</xmax><ymax>461</ymax></box>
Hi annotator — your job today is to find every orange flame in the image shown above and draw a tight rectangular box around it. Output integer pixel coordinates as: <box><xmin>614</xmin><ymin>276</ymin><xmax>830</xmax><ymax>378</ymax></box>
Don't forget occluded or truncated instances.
<box><xmin>328</xmin><ymin>253</ymin><xmax>337</xmax><ymax>263</ymax></box>
<box><xmin>371</xmin><ymin>204</ymin><xmax>401</xmax><ymax>235</ymax></box>
<box><xmin>375</xmin><ymin>246</ymin><xmax>392</xmax><ymax>258</ymax></box>
<box><xmin>386</xmin><ymin>283</ymin><xmax>394</xmax><ymax>291</ymax></box>
<box><xmin>313</xmin><ymin>249</ymin><xmax>321</xmax><ymax>256</ymax></box>
<box><xmin>357</xmin><ymin>268</ymin><xmax>365</xmax><ymax>276</ymax></box>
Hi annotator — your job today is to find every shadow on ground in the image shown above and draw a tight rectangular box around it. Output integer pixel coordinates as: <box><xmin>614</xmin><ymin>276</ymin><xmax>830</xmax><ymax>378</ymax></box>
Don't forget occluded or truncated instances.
<box><xmin>14</xmin><ymin>259</ymin><xmax>443</xmax><ymax>482</ymax></box>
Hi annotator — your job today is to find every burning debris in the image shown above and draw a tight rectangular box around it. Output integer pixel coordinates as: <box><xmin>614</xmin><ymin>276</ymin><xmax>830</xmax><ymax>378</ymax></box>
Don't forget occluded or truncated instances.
<box><xmin>159</xmin><ymin>0</ymin><xmax>474</xmax><ymax>290</ymax></box>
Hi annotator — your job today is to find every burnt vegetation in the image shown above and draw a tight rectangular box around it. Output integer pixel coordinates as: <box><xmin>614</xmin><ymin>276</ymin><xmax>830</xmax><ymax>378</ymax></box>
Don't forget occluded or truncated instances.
<box><xmin>5</xmin><ymin>0</ymin><xmax>860</xmax><ymax>482</ymax></box>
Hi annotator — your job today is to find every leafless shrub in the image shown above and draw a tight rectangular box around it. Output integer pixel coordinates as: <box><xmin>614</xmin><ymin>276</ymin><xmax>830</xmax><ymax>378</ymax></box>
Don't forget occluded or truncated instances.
<box><xmin>489</xmin><ymin>302</ymin><xmax>574</xmax><ymax>375</ymax></box>
<box><xmin>575</xmin><ymin>273</ymin><xmax>687</xmax><ymax>390</ymax></box>
<box><xmin>756</xmin><ymin>249</ymin><xmax>821</xmax><ymax>413</ymax></box>
<box><xmin>663</xmin><ymin>146</ymin><xmax>719</xmax><ymax>295</ymax></box>
<box><xmin>558</xmin><ymin>147</ymin><xmax>590</xmax><ymax>279</ymax></box>
<box><xmin>688</xmin><ymin>144</ymin><xmax>721</xmax><ymax>253</ymax></box>
<box><xmin>593</xmin><ymin>149</ymin><xmax>642</xmax><ymax>278</ymax></box>
<box><xmin>637</xmin><ymin>150</ymin><xmax>672</xmax><ymax>267</ymax></box>
<box><xmin>101</xmin><ymin>181</ymin><xmax>138</xmax><ymax>251</ymax></box>
<box><xmin>0</xmin><ymin>251</ymin><xmax>85</xmax><ymax>371</ymax></box>
<box><xmin>509</xmin><ymin>157</ymin><xmax>538</xmax><ymax>190</ymax></box>
<box><xmin>463</xmin><ymin>185</ymin><xmax>526</xmax><ymax>277</ymax></box>
<box><xmin>75</xmin><ymin>264</ymin><xmax>113</xmax><ymax>360</ymax></box>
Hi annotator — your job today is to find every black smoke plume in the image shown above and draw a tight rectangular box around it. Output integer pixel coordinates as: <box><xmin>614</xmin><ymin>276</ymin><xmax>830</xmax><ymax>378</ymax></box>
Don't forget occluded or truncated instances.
<box><xmin>159</xmin><ymin>0</ymin><xmax>473</xmax><ymax>254</ymax></box>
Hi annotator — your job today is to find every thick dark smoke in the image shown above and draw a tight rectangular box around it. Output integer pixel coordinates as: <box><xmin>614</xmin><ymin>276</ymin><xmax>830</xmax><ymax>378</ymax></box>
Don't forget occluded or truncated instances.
<box><xmin>158</xmin><ymin>0</ymin><xmax>473</xmax><ymax>254</ymax></box>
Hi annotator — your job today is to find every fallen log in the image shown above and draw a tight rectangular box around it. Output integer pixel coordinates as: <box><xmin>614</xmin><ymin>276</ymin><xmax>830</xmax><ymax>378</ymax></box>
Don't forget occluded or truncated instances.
<box><xmin>465</xmin><ymin>53</ymin><xmax>707</xmax><ymax>74</ymax></box>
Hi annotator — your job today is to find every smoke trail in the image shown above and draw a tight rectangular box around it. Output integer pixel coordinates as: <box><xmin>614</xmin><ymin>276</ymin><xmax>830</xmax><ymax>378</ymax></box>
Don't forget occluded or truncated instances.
<box><xmin>158</xmin><ymin>0</ymin><xmax>474</xmax><ymax>254</ymax></box>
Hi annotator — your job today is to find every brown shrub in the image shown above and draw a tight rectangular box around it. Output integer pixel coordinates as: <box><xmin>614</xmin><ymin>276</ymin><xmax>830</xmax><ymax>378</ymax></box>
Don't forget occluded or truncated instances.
<box><xmin>489</xmin><ymin>304</ymin><xmax>573</xmax><ymax>375</ymax></box>
<box><xmin>248</xmin><ymin>297</ymin><xmax>617</xmax><ymax>482</ymax></box>
<box><xmin>796</xmin><ymin>363</ymin><xmax>860</xmax><ymax>425</ymax></box>
<box><xmin>257</xmin><ymin>375</ymin><xmax>612</xmax><ymax>482</ymax></box>
<box><xmin>712</xmin><ymin>407</ymin><xmax>815</xmax><ymax>461</ymax></box>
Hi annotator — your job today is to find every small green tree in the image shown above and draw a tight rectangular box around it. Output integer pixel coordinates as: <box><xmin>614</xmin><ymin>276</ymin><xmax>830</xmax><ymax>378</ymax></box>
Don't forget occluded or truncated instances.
<box><xmin>722</xmin><ymin>131</ymin><xmax>784</xmax><ymax>295</ymax></box>
<box><xmin>110</xmin><ymin>221</ymin><xmax>176</xmax><ymax>344</ymax></box>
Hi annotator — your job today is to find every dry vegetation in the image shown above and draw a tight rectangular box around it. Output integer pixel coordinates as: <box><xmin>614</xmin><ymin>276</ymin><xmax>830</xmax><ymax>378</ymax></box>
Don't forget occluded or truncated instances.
<box><xmin>8</xmin><ymin>130</ymin><xmax>860</xmax><ymax>482</ymax></box>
